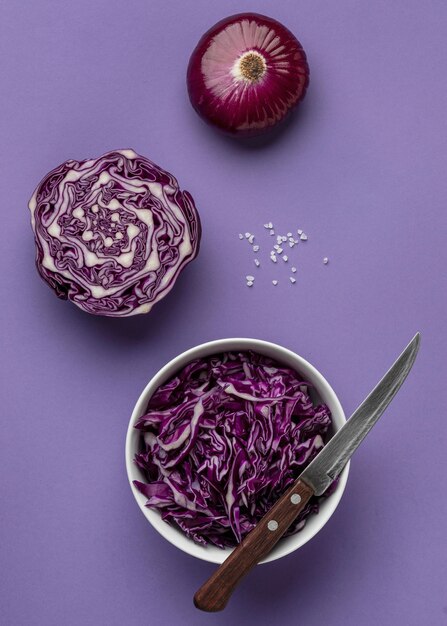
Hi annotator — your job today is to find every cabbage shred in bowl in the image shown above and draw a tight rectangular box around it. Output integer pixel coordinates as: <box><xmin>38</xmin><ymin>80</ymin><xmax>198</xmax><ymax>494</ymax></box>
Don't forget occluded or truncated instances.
<box><xmin>134</xmin><ymin>350</ymin><xmax>336</xmax><ymax>548</ymax></box>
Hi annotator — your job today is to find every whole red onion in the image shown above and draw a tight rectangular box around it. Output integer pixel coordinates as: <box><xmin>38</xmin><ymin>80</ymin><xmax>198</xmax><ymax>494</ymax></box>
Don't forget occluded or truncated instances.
<box><xmin>187</xmin><ymin>13</ymin><xmax>310</xmax><ymax>136</ymax></box>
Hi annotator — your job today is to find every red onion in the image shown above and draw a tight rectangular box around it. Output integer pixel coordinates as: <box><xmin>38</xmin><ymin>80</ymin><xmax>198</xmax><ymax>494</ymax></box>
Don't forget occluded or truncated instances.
<box><xmin>187</xmin><ymin>13</ymin><xmax>309</xmax><ymax>136</ymax></box>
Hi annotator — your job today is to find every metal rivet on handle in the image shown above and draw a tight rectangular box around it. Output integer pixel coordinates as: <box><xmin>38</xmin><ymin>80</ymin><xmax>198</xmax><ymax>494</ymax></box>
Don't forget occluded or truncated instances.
<box><xmin>267</xmin><ymin>520</ymin><xmax>279</xmax><ymax>531</ymax></box>
<box><xmin>290</xmin><ymin>493</ymin><xmax>302</xmax><ymax>505</ymax></box>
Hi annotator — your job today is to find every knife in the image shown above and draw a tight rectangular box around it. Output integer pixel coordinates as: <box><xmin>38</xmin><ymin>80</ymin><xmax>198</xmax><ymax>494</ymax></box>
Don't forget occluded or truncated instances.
<box><xmin>194</xmin><ymin>333</ymin><xmax>421</xmax><ymax>612</ymax></box>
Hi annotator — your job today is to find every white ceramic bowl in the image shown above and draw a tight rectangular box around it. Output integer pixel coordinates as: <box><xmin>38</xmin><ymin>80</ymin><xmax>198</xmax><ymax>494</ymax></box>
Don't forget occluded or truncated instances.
<box><xmin>125</xmin><ymin>338</ymin><xmax>349</xmax><ymax>564</ymax></box>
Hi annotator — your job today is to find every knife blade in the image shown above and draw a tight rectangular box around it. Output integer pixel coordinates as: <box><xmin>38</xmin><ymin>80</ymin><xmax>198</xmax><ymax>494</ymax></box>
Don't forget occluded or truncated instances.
<box><xmin>194</xmin><ymin>333</ymin><xmax>421</xmax><ymax>612</ymax></box>
<box><xmin>300</xmin><ymin>332</ymin><xmax>420</xmax><ymax>495</ymax></box>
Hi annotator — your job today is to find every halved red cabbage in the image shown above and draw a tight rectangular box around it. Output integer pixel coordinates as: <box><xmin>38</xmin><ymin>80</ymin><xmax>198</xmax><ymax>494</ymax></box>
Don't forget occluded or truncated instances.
<box><xmin>29</xmin><ymin>149</ymin><xmax>201</xmax><ymax>317</ymax></box>
<box><xmin>134</xmin><ymin>351</ymin><xmax>335</xmax><ymax>548</ymax></box>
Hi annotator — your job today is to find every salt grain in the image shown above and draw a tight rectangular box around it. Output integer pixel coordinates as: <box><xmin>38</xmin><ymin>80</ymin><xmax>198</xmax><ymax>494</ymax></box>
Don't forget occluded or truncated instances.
<box><xmin>239</xmin><ymin>222</ymin><xmax>322</xmax><ymax>289</ymax></box>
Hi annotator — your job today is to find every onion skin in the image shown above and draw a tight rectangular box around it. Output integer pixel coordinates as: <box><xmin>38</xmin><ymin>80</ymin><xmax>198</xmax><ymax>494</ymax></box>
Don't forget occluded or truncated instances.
<box><xmin>187</xmin><ymin>13</ymin><xmax>310</xmax><ymax>137</ymax></box>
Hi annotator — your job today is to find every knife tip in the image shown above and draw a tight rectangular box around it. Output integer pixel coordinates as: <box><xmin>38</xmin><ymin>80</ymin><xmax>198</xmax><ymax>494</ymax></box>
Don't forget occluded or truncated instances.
<box><xmin>409</xmin><ymin>332</ymin><xmax>421</xmax><ymax>357</ymax></box>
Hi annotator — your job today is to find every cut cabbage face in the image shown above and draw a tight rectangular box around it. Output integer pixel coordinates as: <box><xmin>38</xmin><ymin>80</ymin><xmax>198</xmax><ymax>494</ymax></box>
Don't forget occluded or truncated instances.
<box><xmin>29</xmin><ymin>149</ymin><xmax>201</xmax><ymax>317</ymax></box>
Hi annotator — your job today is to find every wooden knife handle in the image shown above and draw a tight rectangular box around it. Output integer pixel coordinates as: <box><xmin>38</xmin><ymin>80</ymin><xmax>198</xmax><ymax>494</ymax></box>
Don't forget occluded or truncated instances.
<box><xmin>193</xmin><ymin>479</ymin><xmax>314</xmax><ymax>612</ymax></box>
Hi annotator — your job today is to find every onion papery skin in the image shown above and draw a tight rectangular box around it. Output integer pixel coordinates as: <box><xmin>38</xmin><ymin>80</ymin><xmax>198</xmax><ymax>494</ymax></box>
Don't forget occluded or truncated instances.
<box><xmin>187</xmin><ymin>13</ymin><xmax>310</xmax><ymax>136</ymax></box>
<box><xmin>29</xmin><ymin>149</ymin><xmax>201</xmax><ymax>317</ymax></box>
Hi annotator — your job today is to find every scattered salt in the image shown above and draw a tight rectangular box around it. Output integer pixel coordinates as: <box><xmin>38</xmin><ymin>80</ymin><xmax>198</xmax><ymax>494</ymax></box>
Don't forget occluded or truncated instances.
<box><xmin>239</xmin><ymin>222</ymin><xmax>326</xmax><ymax>289</ymax></box>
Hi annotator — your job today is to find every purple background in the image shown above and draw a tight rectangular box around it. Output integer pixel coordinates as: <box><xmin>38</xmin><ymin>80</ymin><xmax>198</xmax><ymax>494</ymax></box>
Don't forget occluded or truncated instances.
<box><xmin>1</xmin><ymin>1</ymin><xmax>446</xmax><ymax>624</ymax></box>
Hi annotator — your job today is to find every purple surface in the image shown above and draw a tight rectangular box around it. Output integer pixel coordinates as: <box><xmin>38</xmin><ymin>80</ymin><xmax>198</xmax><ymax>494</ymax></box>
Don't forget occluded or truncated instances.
<box><xmin>1</xmin><ymin>1</ymin><xmax>446</xmax><ymax>624</ymax></box>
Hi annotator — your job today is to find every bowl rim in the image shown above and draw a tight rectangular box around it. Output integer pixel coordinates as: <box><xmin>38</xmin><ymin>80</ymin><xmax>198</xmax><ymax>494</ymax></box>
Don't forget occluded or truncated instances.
<box><xmin>125</xmin><ymin>337</ymin><xmax>349</xmax><ymax>564</ymax></box>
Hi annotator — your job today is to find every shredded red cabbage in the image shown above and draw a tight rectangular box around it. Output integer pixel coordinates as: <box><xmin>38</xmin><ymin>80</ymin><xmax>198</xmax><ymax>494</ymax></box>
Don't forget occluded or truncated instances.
<box><xmin>134</xmin><ymin>351</ymin><xmax>334</xmax><ymax>548</ymax></box>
